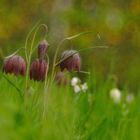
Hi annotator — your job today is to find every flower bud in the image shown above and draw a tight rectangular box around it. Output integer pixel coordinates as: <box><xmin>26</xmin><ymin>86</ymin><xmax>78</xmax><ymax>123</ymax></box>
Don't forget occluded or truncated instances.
<box><xmin>30</xmin><ymin>59</ymin><xmax>48</xmax><ymax>81</ymax></box>
<box><xmin>38</xmin><ymin>40</ymin><xmax>49</xmax><ymax>59</ymax></box>
<box><xmin>3</xmin><ymin>55</ymin><xmax>26</xmax><ymax>76</ymax></box>
<box><xmin>55</xmin><ymin>72</ymin><xmax>68</xmax><ymax>85</ymax></box>
<box><xmin>110</xmin><ymin>88</ymin><xmax>121</xmax><ymax>104</ymax></box>
<box><xmin>60</xmin><ymin>50</ymin><xmax>81</xmax><ymax>72</ymax></box>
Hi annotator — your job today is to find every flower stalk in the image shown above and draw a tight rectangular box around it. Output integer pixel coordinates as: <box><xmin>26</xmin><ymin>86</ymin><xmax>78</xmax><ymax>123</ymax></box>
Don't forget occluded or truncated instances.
<box><xmin>25</xmin><ymin>23</ymin><xmax>48</xmax><ymax>91</ymax></box>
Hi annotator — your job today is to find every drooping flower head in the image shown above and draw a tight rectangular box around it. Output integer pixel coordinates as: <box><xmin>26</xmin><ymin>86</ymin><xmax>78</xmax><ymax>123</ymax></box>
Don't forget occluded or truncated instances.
<box><xmin>60</xmin><ymin>50</ymin><xmax>81</xmax><ymax>72</ymax></box>
<box><xmin>30</xmin><ymin>59</ymin><xmax>48</xmax><ymax>81</ymax></box>
<box><xmin>55</xmin><ymin>71</ymin><xmax>68</xmax><ymax>85</ymax></box>
<box><xmin>38</xmin><ymin>40</ymin><xmax>49</xmax><ymax>59</ymax></box>
<box><xmin>3</xmin><ymin>55</ymin><xmax>26</xmax><ymax>76</ymax></box>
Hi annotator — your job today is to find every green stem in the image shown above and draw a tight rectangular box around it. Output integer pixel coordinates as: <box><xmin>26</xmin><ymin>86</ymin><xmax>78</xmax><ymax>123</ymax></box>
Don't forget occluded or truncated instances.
<box><xmin>55</xmin><ymin>45</ymin><xmax>108</xmax><ymax>67</ymax></box>
<box><xmin>5</xmin><ymin>47</ymin><xmax>25</xmax><ymax>59</ymax></box>
<box><xmin>51</xmin><ymin>39</ymin><xmax>66</xmax><ymax>83</ymax></box>
<box><xmin>44</xmin><ymin>54</ymin><xmax>50</xmax><ymax>89</ymax></box>
<box><xmin>25</xmin><ymin>24</ymin><xmax>48</xmax><ymax>91</ymax></box>
<box><xmin>51</xmin><ymin>31</ymin><xmax>96</xmax><ymax>84</ymax></box>
<box><xmin>24</xmin><ymin>21</ymin><xmax>41</xmax><ymax>62</ymax></box>
<box><xmin>42</xmin><ymin>54</ymin><xmax>50</xmax><ymax>119</ymax></box>
<box><xmin>2</xmin><ymin>74</ymin><xmax>23</xmax><ymax>100</ymax></box>
<box><xmin>74</xmin><ymin>70</ymin><xmax>90</xmax><ymax>75</ymax></box>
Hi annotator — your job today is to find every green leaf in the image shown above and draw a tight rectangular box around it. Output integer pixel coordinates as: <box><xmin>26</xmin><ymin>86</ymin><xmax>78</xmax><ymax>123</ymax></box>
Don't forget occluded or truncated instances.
<box><xmin>65</xmin><ymin>31</ymin><xmax>94</xmax><ymax>40</ymax></box>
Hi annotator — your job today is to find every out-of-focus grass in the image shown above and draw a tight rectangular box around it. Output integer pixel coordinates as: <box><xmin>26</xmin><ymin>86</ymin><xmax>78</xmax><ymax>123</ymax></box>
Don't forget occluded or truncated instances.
<box><xmin>0</xmin><ymin>72</ymin><xmax>139</xmax><ymax>140</ymax></box>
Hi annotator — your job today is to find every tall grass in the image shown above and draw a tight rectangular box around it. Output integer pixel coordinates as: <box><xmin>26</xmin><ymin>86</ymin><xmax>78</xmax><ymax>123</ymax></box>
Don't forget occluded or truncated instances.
<box><xmin>0</xmin><ymin>71</ymin><xmax>139</xmax><ymax>140</ymax></box>
<box><xmin>1</xmin><ymin>23</ymin><xmax>139</xmax><ymax>140</ymax></box>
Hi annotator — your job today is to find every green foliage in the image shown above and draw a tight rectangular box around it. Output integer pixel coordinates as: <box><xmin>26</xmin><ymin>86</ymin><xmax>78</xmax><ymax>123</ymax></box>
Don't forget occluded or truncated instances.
<box><xmin>0</xmin><ymin>72</ymin><xmax>139</xmax><ymax>140</ymax></box>
<box><xmin>0</xmin><ymin>0</ymin><xmax>139</xmax><ymax>139</ymax></box>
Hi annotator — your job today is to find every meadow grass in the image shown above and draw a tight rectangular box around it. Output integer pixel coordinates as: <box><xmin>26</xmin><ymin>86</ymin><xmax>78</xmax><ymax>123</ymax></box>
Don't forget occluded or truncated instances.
<box><xmin>0</xmin><ymin>72</ymin><xmax>139</xmax><ymax>140</ymax></box>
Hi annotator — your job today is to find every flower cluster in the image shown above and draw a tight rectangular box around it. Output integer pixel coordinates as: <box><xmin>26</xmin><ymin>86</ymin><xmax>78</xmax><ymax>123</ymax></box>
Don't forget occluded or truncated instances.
<box><xmin>71</xmin><ymin>77</ymin><xmax>88</xmax><ymax>93</ymax></box>
<box><xmin>2</xmin><ymin>26</ymin><xmax>88</xmax><ymax>85</ymax></box>
<box><xmin>3</xmin><ymin>40</ymin><xmax>83</xmax><ymax>84</ymax></box>
<box><xmin>109</xmin><ymin>87</ymin><xmax>135</xmax><ymax>117</ymax></box>
<box><xmin>109</xmin><ymin>88</ymin><xmax>134</xmax><ymax>104</ymax></box>
<box><xmin>30</xmin><ymin>40</ymin><xmax>49</xmax><ymax>81</ymax></box>
<box><xmin>3</xmin><ymin>40</ymin><xmax>49</xmax><ymax>81</ymax></box>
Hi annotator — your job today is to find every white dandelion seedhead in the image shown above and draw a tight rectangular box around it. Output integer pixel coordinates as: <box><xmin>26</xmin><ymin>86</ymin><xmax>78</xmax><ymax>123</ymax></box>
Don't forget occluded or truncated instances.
<box><xmin>110</xmin><ymin>88</ymin><xmax>121</xmax><ymax>104</ymax></box>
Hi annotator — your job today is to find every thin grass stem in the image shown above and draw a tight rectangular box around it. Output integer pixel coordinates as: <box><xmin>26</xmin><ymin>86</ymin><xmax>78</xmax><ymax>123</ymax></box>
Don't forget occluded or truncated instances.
<box><xmin>2</xmin><ymin>74</ymin><xmax>23</xmax><ymax>99</ymax></box>
<box><xmin>55</xmin><ymin>45</ymin><xmax>108</xmax><ymax>67</ymax></box>
<box><xmin>51</xmin><ymin>31</ymin><xmax>95</xmax><ymax>83</ymax></box>
<box><xmin>25</xmin><ymin>24</ymin><xmax>48</xmax><ymax>91</ymax></box>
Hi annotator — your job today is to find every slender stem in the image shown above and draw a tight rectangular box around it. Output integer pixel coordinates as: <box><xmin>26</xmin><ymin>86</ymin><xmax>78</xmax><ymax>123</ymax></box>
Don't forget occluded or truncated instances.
<box><xmin>2</xmin><ymin>74</ymin><xmax>23</xmax><ymax>100</ymax></box>
<box><xmin>51</xmin><ymin>39</ymin><xmax>66</xmax><ymax>83</ymax></box>
<box><xmin>30</xmin><ymin>24</ymin><xmax>48</xmax><ymax>56</ymax></box>
<box><xmin>44</xmin><ymin>54</ymin><xmax>50</xmax><ymax>89</ymax></box>
<box><xmin>24</xmin><ymin>21</ymin><xmax>41</xmax><ymax>62</ymax></box>
<box><xmin>42</xmin><ymin>54</ymin><xmax>50</xmax><ymax>119</ymax></box>
<box><xmin>24</xmin><ymin>21</ymin><xmax>41</xmax><ymax>93</ymax></box>
<box><xmin>74</xmin><ymin>70</ymin><xmax>90</xmax><ymax>75</ymax></box>
<box><xmin>51</xmin><ymin>31</ymin><xmax>94</xmax><ymax>83</ymax></box>
<box><xmin>25</xmin><ymin>24</ymin><xmax>48</xmax><ymax>91</ymax></box>
<box><xmin>5</xmin><ymin>47</ymin><xmax>25</xmax><ymax>59</ymax></box>
<box><xmin>55</xmin><ymin>45</ymin><xmax>108</xmax><ymax>67</ymax></box>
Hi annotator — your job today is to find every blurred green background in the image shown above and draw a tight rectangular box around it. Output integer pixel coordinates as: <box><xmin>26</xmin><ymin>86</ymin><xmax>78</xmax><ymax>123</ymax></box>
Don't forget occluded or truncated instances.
<box><xmin>0</xmin><ymin>0</ymin><xmax>140</xmax><ymax>89</ymax></box>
